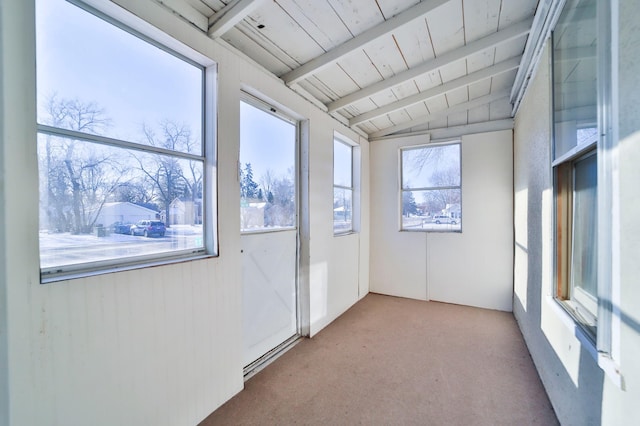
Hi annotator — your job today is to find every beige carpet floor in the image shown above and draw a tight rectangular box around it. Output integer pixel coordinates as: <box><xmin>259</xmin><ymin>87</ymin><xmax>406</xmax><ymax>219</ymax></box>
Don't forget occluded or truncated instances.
<box><xmin>200</xmin><ymin>293</ymin><xmax>558</xmax><ymax>425</ymax></box>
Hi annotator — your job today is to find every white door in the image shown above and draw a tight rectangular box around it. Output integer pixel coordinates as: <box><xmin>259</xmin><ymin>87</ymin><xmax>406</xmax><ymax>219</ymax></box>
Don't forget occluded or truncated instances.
<box><xmin>240</xmin><ymin>98</ymin><xmax>298</xmax><ymax>367</ymax></box>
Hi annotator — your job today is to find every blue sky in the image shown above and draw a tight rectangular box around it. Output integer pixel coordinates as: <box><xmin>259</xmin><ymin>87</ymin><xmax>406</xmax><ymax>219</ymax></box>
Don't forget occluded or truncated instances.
<box><xmin>333</xmin><ymin>140</ymin><xmax>352</xmax><ymax>187</ymax></box>
<box><xmin>37</xmin><ymin>0</ymin><xmax>297</xmax><ymax>186</ymax></box>
<box><xmin>402</xmin><ymin>144</ymin><xmax>460</xmax><ymax>189</ymax></box>
<box><xmin>240</xmin><ymin>101</ymin><xmax>296</xmax><ymax>186</ymax></box>
<box><xmin>36</xmin><ymin>0</ymin><xmax>202</xmax><ymax>149</ymax></box>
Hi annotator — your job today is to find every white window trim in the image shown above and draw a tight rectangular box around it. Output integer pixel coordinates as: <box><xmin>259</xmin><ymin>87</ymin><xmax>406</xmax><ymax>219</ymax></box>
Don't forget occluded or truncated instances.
<box><xmin>399</xmin><ymin>141</ymin><xmax>462</xmax><ymax>233</ymax></box>
<box><xmin>38</xmin><ymin>0</ymin><xmax>218</xmax><ymax>282</ymax></box>
<box><xmin>333</xmin><ymin>134</ymin><xmax>358</xmax><ymax>236</ymax></box>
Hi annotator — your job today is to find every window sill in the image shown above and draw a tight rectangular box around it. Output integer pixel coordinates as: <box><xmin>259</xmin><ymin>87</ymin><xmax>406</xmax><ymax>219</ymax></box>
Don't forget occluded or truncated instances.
<box><xmin>241</xmin><ymin>227</ymin><xmax>296</xmax><ymax>236</ymax></box>
<box><xmin>400</xmin><ymin>228</ymin><xmax>462</xmax><ymax>233</ymax></box>
<box><xmin>550</xmin><ymin>297</ymin><xmax>625</xmax><ymax>390</ymax></box>
<box><xmin>552</xmin><ymin>297</ymin><xmax>597</xmax><ymax>351</ymax></box>
<box><xmin>598</xmin><ymin>353</ymin><xmax>625</xmax><ymax>390</ymax></box>
<box><xmin>41</xmin><ymin>253</ymin><xmax>216</xmax><ymax>284</ymax></box>
<box><xmin>333</xmin><ymin>231</ymin><xmax>357</xmax><ymax>237</ymax></box>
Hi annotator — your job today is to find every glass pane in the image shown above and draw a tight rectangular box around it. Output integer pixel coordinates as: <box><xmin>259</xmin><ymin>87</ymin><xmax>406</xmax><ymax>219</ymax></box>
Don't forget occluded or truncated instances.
<box><xmin>333</xmin><ymin>188</ymin><xmax>353</xmax><ymax>234</ymax></box>
<box><xmin>334</xmin><ymin>140</ymin><xmax>352</xmax><ymax>187</ymax></box>
<box><xmin>571</xmin><ymin>153</ymin><xmax>597</xmax><ymax>299</ymax></box>
<box><xmin>401</xmin><ymin>190</ymin><xmax>461</xmax><ymax>231</ymax></box>
<box><xmin>553</xmin><ymin>0</ymin><xmax>598</xmax><ymax>159</ymax></box>
<box><xmin>36</xmin><ymin>0</ymin><xmax>203</xmax><ymax>154</ymax></box>
<box><xmin>402</xmin><ymin>144</ymin><xmax>460</xmax><ymax>189</ymax></box>
<box><xmin>240</xmin><ymin>101</ymin><xmax>296</xmax><ymax>231</ymax></box>
<box><xmin>38</xmin><ymin>134</ymin><xmax>205</xmax><ymax>271</ymax></box>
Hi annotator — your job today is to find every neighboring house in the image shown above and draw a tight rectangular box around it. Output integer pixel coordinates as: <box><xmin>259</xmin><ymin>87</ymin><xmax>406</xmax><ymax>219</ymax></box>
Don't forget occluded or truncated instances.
<box><xmin>240</xmin><ymin>199</ymin><xmax>266</xmax><ymax>229</ymax></box>
<box><xmin>93</xmin><ymin>202</ymin><xmax>159</xmax><ymax>226</ymax></box>
<box><xmin>333</xmin><ymin>205</ymin><xmax>349</xmax><ymax>220</ymax></box>
<box><xmin>168</xmin><ymin>198</ymin><xmax>203</xmax><ymax>225</ymax></box>
<box><xmin>444</xmin><ymin>203</ymin><xmax>461</xmax><ymax>219</ymax></box>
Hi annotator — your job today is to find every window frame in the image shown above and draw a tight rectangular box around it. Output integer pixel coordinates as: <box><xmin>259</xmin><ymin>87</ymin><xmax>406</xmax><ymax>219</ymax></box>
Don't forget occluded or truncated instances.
<box><xmin>36</xmin><ymin>0</ymin><xmax>217</xmax><ymax>282</ymax></box>
<box><xmin>553</xmin><ymin>147</ymin><xmax>598</xmax><ymax>338</ymax></box>
<box><xmin>333</xmin><ymin>135</ymin><xmax>356</xmax><ymax>235</ymax></box>
<box><xmin>399</xmin><ymin>141</ymin><xmax>462</xmax><ymax>233</ymax></box>
<box><xmin>550</xmin><ymin>0</ymin><xmax>616</xmax><ymax>356</ymax></box>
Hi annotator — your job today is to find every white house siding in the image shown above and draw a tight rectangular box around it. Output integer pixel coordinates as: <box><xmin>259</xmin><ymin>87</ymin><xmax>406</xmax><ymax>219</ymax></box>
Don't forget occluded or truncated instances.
<box><xmin>514</xmin><ymin>2</ymin><xmax>640</xmax><ymax>422</ymax></box>
<box><xmin>94</xmin><ymin>202</ymin><xmax>159</xmax><ymax>227</ymax></box>
<box><xmin>0</xmin><ymin>0</ymin><xmax>369</xmax><ymax>425</ymax></box>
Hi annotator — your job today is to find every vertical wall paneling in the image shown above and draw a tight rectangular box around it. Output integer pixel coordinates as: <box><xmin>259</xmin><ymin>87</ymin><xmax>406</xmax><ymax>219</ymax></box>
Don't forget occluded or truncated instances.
<box><xmin>370</xmin><ymin>130</ymin><xmax>514</xmax><ymax>312</ymax></box>
<box><xmin>1</xmin><ymin>0</ymin><xmax>368</xmax><ymax>424</ymax></box>
<box><xmin>307</xmin><ymin>110</ymin><xmax>363</xmax><ymax>336</ymax></box>
<box><xmin>358</xmin><ymin>135</ymin><xmax>371</xmax><ymax>299</ymax></box>
<box><xmin>0</xmin><ymin>0</ymin><xmax>7</xmax><ymax>417</ymax></box>
<box><xmin>370</xmin><ymin>135</ymin><xmax>429</xmax><ymax>300</ymax></box>
<box><xmin>427</xmin><ymin>130</ymin><xmax>514</xmax><ymax>312</ymax></box>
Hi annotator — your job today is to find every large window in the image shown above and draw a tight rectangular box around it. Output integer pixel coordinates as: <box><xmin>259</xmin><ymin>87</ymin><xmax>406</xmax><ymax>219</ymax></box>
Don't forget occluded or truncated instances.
<box><xmin>333</xmin><ymin>137</ymin><xmax>354</xmax><ymax>234</ymax></box>
<box><xmin>552</xmin><ymin>0</ymin><xmax>599</xmax><ymax>339</ymax></box>
<box><xmin>36</xmin><ymin>0</ymin><xmax>214</xmax><ymax>280</ymax></box>
<box><xmin>400</xmin><ymin>143</ymin><xmax>461</xmax><ymax>232</ymax></box>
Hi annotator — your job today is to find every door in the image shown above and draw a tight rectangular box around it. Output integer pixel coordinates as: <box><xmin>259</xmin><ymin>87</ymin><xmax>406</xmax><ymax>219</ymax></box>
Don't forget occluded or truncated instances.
<box><xmin>240</xmin><ymin>97</ymin><xmax>299</xmax><ymax>368</ymax></box>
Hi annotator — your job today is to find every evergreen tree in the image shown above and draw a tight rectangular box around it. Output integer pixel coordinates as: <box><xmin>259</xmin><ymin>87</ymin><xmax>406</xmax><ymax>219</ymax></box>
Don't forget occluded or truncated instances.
<box><xmin>402</xmin><ymin>191</ymin><xmax>418</xmax><ymax>217</ymax></box>
<box><xmin>241</xmin><ymin>162</ymin><xmax>259</xmax><ymax>199</ymax></box>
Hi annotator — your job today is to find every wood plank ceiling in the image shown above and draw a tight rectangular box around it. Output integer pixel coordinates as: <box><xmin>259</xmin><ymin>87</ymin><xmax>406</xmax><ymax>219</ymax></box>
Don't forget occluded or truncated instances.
<box><xmin>153</xmin><ymin>0</ymin><xmax>539</xmax><ymax>139</ymax></box>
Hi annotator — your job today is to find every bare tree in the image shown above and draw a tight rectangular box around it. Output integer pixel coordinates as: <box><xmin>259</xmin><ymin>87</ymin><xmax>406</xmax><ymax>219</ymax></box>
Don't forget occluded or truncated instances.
<box><xmin>40</xmin><ymin>95</ymin><xmax>124</xmax><ymax>233</ymax></box>
<box><xmin>134</xmin><ymin>120</ymin><xmax>199</xmax><ymax>225</ymax></box>
<box><xmin>44</xmin><ymin>94</ymin><xmax>112</xmax><ymax>132</ymax></box>
<box><xmin>113</xmin><ymin>179</ymin><xmax>157</xmax><ymax>207</ymax></box>
<box><xmin>264</xmin><ymin>167</ymin><xmax>295</xmax><ymax>227</ymax></box>
<box><xmin>404</xmin><ymin>146</ymin><xmax>444</xmax><ymax>177</ymax></box>
<box><xmin>260</xmin><ymin>169</ymin><xmax>276</xmax><ymax>203</ymax></box>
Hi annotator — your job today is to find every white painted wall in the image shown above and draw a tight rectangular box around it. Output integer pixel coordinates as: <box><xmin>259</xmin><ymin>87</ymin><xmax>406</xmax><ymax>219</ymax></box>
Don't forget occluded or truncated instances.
<box><xmin>514</xmin><ymin>2</ymin><xmax>640</xmax><ymax>421</ymax></box>
<box><xmin>369</xmin><ymin>131</ymin><xmax>514</xmax><ymax>312</ymax></box>
<box><xmin>428</xmin><ymin>131</ymin><xmax>513</xmax><ymax>311</ymax></box>
<box><xmin>358</xmin><ymin>135</ymin><xmax>371</xmax><ymax>300</ymax></box>
<box><xmin>0</xmin><ymin>1</ymin><xmax>25</xmax><ymax>424</ymax></box>
<box><xmin>370</xmin><ymin>135</ymin><xmax>429</xmax><ymax>300</ymax></box>
<box><xmin>0</xmin><ymin>0</ymin><xmax>369</xmax><ymax>424</ymax></box>
<box><xmin>513</xmin><ymin>42</ymin><xmax>604</xmax><ymax>425</ymax></box>
<box><xmin>606</xmin><ymin>0</ymin><xmax>640</xmax><ymax>421</ymax></box>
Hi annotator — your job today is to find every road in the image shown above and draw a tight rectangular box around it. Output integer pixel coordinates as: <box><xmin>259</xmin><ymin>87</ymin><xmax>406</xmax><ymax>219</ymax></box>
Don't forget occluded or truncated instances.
<box><xmin>402</xmin><ymin>217</ymin><xmax>461</xmax><ymax>231</ymax></box>
<box><xmin>39</xmin><ymin>225</ymin><xmax>204</xmax><ymax>269</ymax></box>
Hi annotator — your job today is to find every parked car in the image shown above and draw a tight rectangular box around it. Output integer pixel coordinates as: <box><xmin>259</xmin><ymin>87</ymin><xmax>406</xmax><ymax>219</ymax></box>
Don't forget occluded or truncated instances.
<box><xmin>111</xmin><ymin>221</ymin><xmax>134</xmax><ymax>234</ymax></box>
<box><xmin>432</xmin><ymin>215</ymin><xmax>457</xmax><ymax>225</ymax></box>
<box><xmin>130</xmin><ymin>220</ymin><xmax>166</xmax><ymax>237</ymax></box>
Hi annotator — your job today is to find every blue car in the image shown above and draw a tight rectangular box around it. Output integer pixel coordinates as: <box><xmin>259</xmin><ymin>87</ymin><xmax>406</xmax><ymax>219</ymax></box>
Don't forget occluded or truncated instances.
<box><xmin>130</xmin><ymin>220</ymin><xmax>166</xmax><ymax>237</ymax></box>
<box><xmin>111</xmin><ymin>222</ymin><xmax>134</xmax><ymax>234</ymax></box>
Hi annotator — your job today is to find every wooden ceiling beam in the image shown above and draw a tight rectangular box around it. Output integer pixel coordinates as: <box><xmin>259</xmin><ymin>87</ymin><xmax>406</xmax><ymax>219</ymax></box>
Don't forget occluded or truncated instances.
<box><xmin>368</xmin><ymin>90</ymin><xmax>510</xmax><ymax>138</ymax></box>
<box><xmin>155</xmin><ymin>0</ymin><xmax>209</xmax><ymax>31</ymax></box>
<box><xmin>369</xmin><ymin>119</ymin><xmax>514</xmax><ymax>142</ymax></box>
<box><xmin>280</xmin><ymin>0</ymin><xmax>450</xmax><ymax>85</ymax></box>
<box><xmin>329</xmin><ymin>17</ymin><xmax>533</xmax><ymax>113</ymax></box>
<box><xmin>349</xmin><ymin>56</ymin><xmax>521</xmax><ymax>126</ymax></box>
<box><xmin>208</xmin><ymin>0</ymin><xmax>266</xmax><ymax>38</ymax></box>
